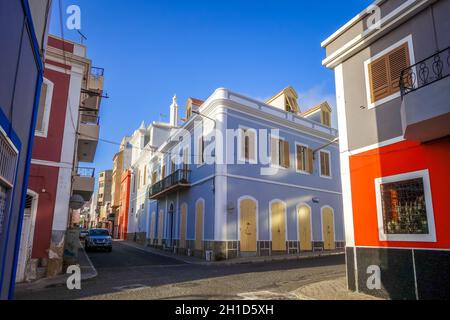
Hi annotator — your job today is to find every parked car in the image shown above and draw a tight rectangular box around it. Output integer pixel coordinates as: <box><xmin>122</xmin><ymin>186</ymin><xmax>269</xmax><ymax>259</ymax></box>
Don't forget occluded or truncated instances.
<box><xmin>85</xmin><ymin>229</ymin><xmax>112</xmax><ymax>252</ymax></box>
<box><xmin>79</xmin><ymin>229</ymin><xmax>89</xmax><ymax>240</ymax></box>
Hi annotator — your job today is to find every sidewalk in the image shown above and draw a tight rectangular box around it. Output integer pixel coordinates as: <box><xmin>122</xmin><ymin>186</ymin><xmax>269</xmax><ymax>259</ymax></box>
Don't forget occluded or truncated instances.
<box><xmin>15</xmin><ymin>245</ymin><xmax>97</xmax><ymax>292</ymax></box>
<box><xmin>293</xmin><ymin>277</ymin><xmax>383</xmax><ymax>300</ymax></box>
<box><xmin>121</xmin><ymin>240</ymin><xmax>345</xmax><ymax>266</ymax></box>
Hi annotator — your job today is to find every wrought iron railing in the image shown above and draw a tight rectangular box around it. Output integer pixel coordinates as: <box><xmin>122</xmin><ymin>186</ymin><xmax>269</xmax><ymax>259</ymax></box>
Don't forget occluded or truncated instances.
<box><xmin>76</xmin><ymin>167</ymin><xmax>95</xmax><ymax>178</ymax></box>
<box><xmin>400</xmin><ymin>46</ymin><xmax>450</xmax><ymax>97</ymax></box>
<box><xmin>149</xmin><ymin>169</ymin><xmax>191</xmax><ymax>198</ymax></box>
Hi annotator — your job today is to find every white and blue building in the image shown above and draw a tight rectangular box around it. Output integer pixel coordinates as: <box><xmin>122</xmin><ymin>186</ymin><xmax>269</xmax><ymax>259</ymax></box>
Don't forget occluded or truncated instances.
<box><xmin>135</xmin><ymin>87</ymin><xmax>343</xmax><ymax>260</ymax></box>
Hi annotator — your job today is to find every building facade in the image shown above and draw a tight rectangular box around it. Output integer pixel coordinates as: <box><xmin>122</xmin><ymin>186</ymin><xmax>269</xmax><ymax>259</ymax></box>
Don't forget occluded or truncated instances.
<box><xmin>0</xmin><ymin>0</ymin><xmax>52</xmax><ymax>298</ymax></box>
<box><xmin>111</xmin><ymin>136</ymin><xmax>131</xmax><ymax>238</ymax></box>
<box><xmin>144</xmin><ymin>87</ymin><xmax>343</xmax><ymax>260</ymax></box>
<box><xmin>322</xmin><ymin>0</ymin><xmax>450</xmax><ymax>299</ymax></box>
<box><xmin>97</xmin><ymin>170</ymin><xmax>113</xmax><ymax>231</ymax></box>
<box><xmin>27</xmin><ymin>35</ymin><xmax>104</xmax><ymax>279</ymax></box>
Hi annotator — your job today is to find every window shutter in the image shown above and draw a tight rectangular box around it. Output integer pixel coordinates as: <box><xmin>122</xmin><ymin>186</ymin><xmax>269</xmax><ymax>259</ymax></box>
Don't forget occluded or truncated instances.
<box><xmin>36</xmin><ymin>83</ymin><xmax>48</xmax><ymax>132</ymax></box>
<box><xmin>307</xmin><ymin>148</ymin><xmax>314</xmax><ymax>174</ymax></box>
<box><xmin>241</xmin><ymin>129</ymin><xmax>247</xmax><ymax>160</ymax></box>
<box><xmin>270</xmin><ymin>137</ymin><xmax>278</xmax><ymax>165</ymax></box>
<box><xmin>296</xmin><ymin>145</ymin><xmax>301</xmax><ymax>171</ymax></box>
<box><xmin>249</xmin><ymin>131</ymin><xmax>256</xmax><ymax>161</ymax></box>
<box><xmin>283</xmin><ymin>141</ymin><xmax>290</xmax><ymax>168</ymax></box>
<box><xmin>368</xmin><ymin>56</ymin><xmax>390</xmax><ymax>103</ymax></box>
<box><xmin>388</xmin><ymin>43</ymin><xmax>410</xmax><ymax>92</ymax></box>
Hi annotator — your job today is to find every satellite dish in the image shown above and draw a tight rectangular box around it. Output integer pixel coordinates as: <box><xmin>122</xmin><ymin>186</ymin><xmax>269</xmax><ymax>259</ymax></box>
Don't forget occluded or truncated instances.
<box><xmin>69</xmin><ymin>194</ymin><xmax>85</xmax><ymax>210</ymax></box>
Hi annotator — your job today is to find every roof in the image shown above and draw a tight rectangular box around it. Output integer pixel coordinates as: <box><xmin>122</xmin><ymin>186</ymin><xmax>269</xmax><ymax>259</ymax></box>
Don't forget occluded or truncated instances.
<box><xmin>301</xmin><ymin>101</ymin><xmax>332</xmax><ymax>116</ymax></box>
<box><xmin>266</xmin><ymin>86</ymin><xmax>298</xmax><ymax>104</ymax></box>
<box><xmin>189</xmin><ymin>97</ymin><xmax>204</xmax><ymax>107</ymax></box>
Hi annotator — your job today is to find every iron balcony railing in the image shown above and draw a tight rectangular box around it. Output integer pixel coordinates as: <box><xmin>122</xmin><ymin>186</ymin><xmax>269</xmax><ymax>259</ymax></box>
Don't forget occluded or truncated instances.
<box><xmin>76</xmin><ymin>167</ymin><xmax>95</xmax><ymax>178</ymax></box>
<box><xmin>400</xmin><ymin>46</ymin><xmax>450</xmax><ymax>97</ymax></box>
<box><xmin>149</xmin><ymin>169</ymin><xmax>191</xmax><ymax>198</ymax></box>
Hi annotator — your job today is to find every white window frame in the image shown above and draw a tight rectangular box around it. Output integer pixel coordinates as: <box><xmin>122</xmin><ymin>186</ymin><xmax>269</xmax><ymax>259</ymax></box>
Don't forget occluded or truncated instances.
<box><xmin>363</xmin><ymin>35</ymin><xmax>415</xmax><ymax>110</ymax></box>
<box><xmin>319</xmin><ymin>150</ymin><xmax>332</xmax><ymax>179</ymax></box>
<box><xmin>374</xmin><ymin>169</ymin><xmax>436</xmax><ymax>242</ymax></box>
<box><xmin>294</xmin><ymin>142</ymin><xmax>310</xmax><ymax>175</ymax></box>
<box><xmin>35</xmin><ymin>78</ymin><xmax>54</xmax><ymax>138</ymax></box>
<box><xmin>238</xmin><ymin>126</ymin><xmax>257</xmax><ymax>164</ymax></box>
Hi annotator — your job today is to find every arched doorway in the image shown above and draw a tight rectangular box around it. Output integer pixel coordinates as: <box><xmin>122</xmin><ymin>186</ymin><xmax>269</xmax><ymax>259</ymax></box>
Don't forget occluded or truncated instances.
<box><xmin>239</xmin><ymin>197</ymin><xmax>257</xmax><ymax>252</ymax></box>
<box><xmin>195</xmin><ymin>199</ymin><xmax>204</xmax><ymax>251</ymax></box>
<box><xmin>179</xmin><ymin>204</ymin><xmax>187</xmax><ymax>249</ymax></box>
<box><xmin>168</xmin><ymin>203</ymin><xmax>175</xmax><ymax>247</ymax></box>
<box><xmin>298</xmin><ymin>205</ymin><xmax>312</xmax><ymax>251</ymax></box>
<box><xmin>271</xmin><ymin>201</ymin><xmax>286</xmax><ymax>252</ymax></box>
<box><xmin>322</xmin><ymin>207</ymin><xmax>335</xmax><ymax>250</ymax></box>
<box><xmin>158</xmin><ymin>209</ymin><xmax>164</xmax><ymax>246</ymax></box>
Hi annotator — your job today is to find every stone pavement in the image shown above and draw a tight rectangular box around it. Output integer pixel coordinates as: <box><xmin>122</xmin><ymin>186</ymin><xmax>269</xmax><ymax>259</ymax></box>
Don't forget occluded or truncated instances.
<box><xmin>293</xmin><ymin>277</ymin><xmax>383</xmax><ymax>300</ymax></box>
<box><xmin>121</xmin><ymin>240</ymin><xmax>345</xmax><ymax>266</ymax></box>
<box><xmin>15</xmin><ymin>246</ymin><xmax>97</xmax><ymax>292</ymax></box>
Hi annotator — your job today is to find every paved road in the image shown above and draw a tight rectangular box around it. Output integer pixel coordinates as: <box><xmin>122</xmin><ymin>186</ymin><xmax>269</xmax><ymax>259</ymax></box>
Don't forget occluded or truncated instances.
<box><xmin>15</xmin><ymin>241</ymin><xmax>345</xmax><ymax>300</ymax></box>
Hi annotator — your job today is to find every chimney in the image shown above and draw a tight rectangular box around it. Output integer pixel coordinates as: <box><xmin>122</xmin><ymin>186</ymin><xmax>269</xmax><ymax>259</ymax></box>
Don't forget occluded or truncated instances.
<box><xmin>170</xmin><ymin>95</ymin><xmax>179</xmax><ymax>127</ymax></box>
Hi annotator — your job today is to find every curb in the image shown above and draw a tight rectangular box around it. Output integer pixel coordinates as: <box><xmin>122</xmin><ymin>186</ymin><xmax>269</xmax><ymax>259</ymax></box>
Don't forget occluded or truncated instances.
<box><xmin>120</xmin><ymin>241</ymin><xmax>345</xmax><ymax>266</ymax></box>
<box><xmin>78</xmin><ymin>243</ymin><xmax>98</xmax><ymax>281</ymax></box>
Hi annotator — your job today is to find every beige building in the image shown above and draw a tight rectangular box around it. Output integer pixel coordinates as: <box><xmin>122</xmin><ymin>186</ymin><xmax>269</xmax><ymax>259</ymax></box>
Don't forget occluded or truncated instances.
<box><xmin>111</xmin><ymin>137</ymin><xmax>131</xmax><ymax>237</ymax></box>
<box><xmin>97</xmin><ymin>170</ymin><xmax>113</xmax><ymax>229</ymax></box>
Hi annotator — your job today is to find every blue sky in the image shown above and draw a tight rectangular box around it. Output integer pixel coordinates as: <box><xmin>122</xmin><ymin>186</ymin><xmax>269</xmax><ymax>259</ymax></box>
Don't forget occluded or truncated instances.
<box><xmin>50</xmin><ymin>0</ymin><xmax>373</xmax><ymax>178</ymax></box>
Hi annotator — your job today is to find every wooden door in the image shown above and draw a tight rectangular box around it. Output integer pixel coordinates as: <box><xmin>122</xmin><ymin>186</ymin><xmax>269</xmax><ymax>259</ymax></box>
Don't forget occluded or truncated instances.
<box><xmin>150</xmin><ymin>212</ymin><xmax>155</xmax><ymax>241</ymax></box>
<box><xmin>298</xmin><ymin>206</ymin><xmax>312</xmax><ymax>251</ymax></box>
<box><xmin>180</xmin><ymin>204</ymin><xmax>187</xmax><ymax>249</ymax></box>
<box><xmin>195</xmin><ymin>201</ymin><xmax>204</xmax><ymax>250</ymax></box>
<box><xmin>322</xmin><ymin>207</ymin><xmax>335</xmax><ymax>250</ymax></box>
<box><xmin>240</xmin><ymin>199</ymin><xmax>257</xmax><ymax>252</ymax></box>
<box><xmin>158</xmin><ymin>210</ymin><xmax>164</xmax><ymax>245</ymax></box>
<box><xmin>271</xmin><ymin>202</ymin><xmax>286</xmax><ymax>251</ymax></box>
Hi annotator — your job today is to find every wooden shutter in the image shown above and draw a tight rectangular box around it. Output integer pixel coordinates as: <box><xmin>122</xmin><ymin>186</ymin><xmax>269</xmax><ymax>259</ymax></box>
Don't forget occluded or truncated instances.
<box><xmin>368</xmin><ymin>43</ymin><xmax>410</xmax><ymax>103</ymax></box>
<box><xmin>307</xmin><ymin>148</ymin><xmax>314</xmax><ymax>174</ymax></box>
<box><xmin>282</xmin><ymin>140</ymin><xmax>290</xmax><ymax>168</ymax></box>
<box><xmin>248</xmin><ymin>131</ymin><xmax>256</xmax><ymax>161</ymax></box>
<box><xmin>270</xmin><ymin>137</ymin><xmax>278</xmax><ymax>165</ymax></box>
<box><xmin>241</xmin><ymin>129</ymin><xmax>247</xmax><ymax>160</ymax></box>
<box><xmin>368</xmin><ymin>56</ymin><xmax>390</xmax><ymax>103</ymax></box>
<box><xmin>296</xmin><ymin>145</ymin><xmax>302</xmax><ymax>171</ymax></box>
<box><xmin>388</xmin><ymin>43</ymin><xmax>410</xmax><ymax>93</ymax></box>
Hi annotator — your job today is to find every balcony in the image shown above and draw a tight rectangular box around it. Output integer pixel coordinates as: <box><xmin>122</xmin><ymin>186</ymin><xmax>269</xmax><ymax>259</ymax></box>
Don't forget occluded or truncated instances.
<box><xmin>72</xmin><ymin>167</ymin><xmax>95</xmax><ymax>202</ymax></box>
<box><xmin>400</xmin><ymin>47</ymin><xmax>450</xmax><ymax>142</ymax></box>
<box><xmin>77</xmin><ymin>112</ymin><xmax>99</xmax><ymax>163</ymax></box>
<box><xmin>148</xmin><ymin>169</ymin><xmax>191</xmax><ymax>199</ymax></box>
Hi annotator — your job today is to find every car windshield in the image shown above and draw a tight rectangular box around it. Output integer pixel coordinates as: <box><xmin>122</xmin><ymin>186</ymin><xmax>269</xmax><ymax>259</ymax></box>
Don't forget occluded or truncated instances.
<box><xmin>89</xmin><ymin>229</ymin><xmax>109</xmax><ymax>236</ymax></box>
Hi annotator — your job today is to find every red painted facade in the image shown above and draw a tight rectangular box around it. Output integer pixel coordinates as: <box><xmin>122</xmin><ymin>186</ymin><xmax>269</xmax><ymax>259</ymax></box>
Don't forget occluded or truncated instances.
<box><xmin>118</xmin><ymin>170</ymin><xmax>131</xmax><ymax>240</ymax></box>
<box><xmin>350</xmin><ymin>138</ymin><xmax>450</xmax><ymax>249</ymax></box>
<box><xmin>29</xmin><ymin>36</ymin><xmax>73</xmax><ymax>260</ymax></box>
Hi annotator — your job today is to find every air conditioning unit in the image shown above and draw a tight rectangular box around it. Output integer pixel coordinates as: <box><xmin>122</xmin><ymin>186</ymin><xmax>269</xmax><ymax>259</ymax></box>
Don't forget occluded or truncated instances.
<box><xmin>205</xmin><ymin>250</ymin><xmax>214</xmax><ymax>262</ymax></box>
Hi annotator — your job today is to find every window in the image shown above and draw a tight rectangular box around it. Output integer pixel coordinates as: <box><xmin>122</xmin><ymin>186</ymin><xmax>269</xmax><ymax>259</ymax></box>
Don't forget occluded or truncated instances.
<box><xmin>319</xmin><ymin>151</ymin><xmax>331</xmax><ymax>178</ymax></box>
<box><xmin>239</xmin><ymin>128</ymin><xmax>256</xmax><ymax>163</ymax></box>
<box><xmin>151</xmin><ymin>171</ymin><xmax>157</xmax><ymax>185</ymax></box>
<box><xmin>198</xmin><ymin>136</ymin><xmax>205</xmax><ymax>165</ymax></box>
<box><xmin>271</xmin><ymin>137</ymin><xmax>290</xmax><ymax>168</ymax></box>
<box><xmin>35</xmin><ymin>78</ymin><xmax>54</xmax><ymax>137</ymax></box>
<box><xmin>143</xmin><ymin>166</ymin><xmax>147</xmax><ymax>185</ymax></box>
<box><xmin>171</xmin><ymin>159</ymin><xmax>176</xmax><ymax>174</ymax></box>
<box><xmin>0</xmin><ymin>184</ymin><xmax>8</xmax><ymax>236</ymax></box>
<box><xmin>321</xmin><ymin>110</ymin><xmax>331</xmax><ymax>127</ymax></box>
<box><xmin>375</xmin><ymin>170</ymin><xmax>436</xmax><ymax>242</ymax></box>
<box><xmin>161</xmin><ymin>165</ymin><xmax>165</xmax><ymax>179</ymax></box>
<box><xmin>366</xmin><ymin>39</ymin><xmax>412</xmax><ymax>106</ymax></box>
<box><xmin>296</xmin><ymin>144</ymin><xmax>313</xmax><ymax>174</ymax></box>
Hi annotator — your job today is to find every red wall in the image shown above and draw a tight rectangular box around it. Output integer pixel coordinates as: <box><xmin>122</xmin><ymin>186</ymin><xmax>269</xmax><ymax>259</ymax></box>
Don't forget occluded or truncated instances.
<box><xmin>350</xmin><ymin>138</ymin><xmax>450</xmax><ymax>249</ymax></box>
<box><xmin>28</xmin><ymin>165</ymin><xmax>60</xmax><ymax>258</ymax></box>
<box><xmin>32</xmin><ymin>67</ymin><xmax>70</xmax><ymax>162</ymax></box>
<box><xmin>118</xmin><ymin>171</ymin><xmax>131</xmax><ymax>240</ymax></box>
